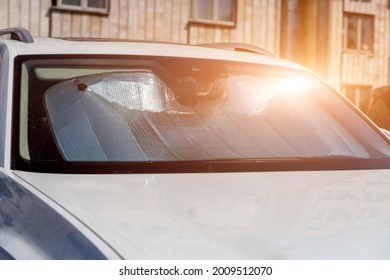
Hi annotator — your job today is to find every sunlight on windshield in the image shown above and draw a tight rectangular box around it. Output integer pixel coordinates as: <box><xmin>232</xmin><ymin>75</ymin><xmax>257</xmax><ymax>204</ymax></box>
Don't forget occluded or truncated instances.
<box><xmin>276</xmin><ymin>77</ymin><xmax>312</xmax><ymax>94</ymax></box>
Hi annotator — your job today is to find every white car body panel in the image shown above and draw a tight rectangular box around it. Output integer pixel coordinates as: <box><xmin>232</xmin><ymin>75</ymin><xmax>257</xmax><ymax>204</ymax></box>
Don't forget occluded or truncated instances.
<box><xmin>14</xmin><ymin>170</ymin><xmax>390</xmax><ymax>259</ymax></box>
<box><xmin>3</xmin><ymin>38</ymin><xmax>306</xmax><ymax>70</ymax></box>
<box><xmin>2</xmin><ymin>29</ymin><xmax>389</xmax><ymax>259</ymax></box>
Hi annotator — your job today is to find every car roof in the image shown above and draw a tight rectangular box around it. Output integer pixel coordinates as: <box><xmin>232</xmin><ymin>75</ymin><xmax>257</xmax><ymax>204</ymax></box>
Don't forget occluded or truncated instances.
<box><xmin>1</xmin><ymin>35</ymin><xmax>307</xmax><ymax>71</ymax></box>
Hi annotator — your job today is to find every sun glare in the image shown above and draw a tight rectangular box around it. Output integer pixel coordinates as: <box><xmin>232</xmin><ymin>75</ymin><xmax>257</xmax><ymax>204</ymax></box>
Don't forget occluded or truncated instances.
<box><xmin>276</xmin><ymin>77</ymin><xmax>312</xmax><ymax>94</ymax></box>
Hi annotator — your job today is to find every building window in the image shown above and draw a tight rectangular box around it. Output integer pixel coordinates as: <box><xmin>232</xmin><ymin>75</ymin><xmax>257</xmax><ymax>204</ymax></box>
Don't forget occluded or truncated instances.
<box><xmin>343</xmin><ymin>13</ymin><xmax>374</xmax><ymax>52</ymax></box>
<box><xmin>342</xmin><ymin>85</ymin><xmax>372</xmax><ymax>113</ymax></box>
<box><xmin>191</xmin><ymin>0</ymin><xmax>236</xmax><ymax>26</ymax></box>
<box><xmin>54</xmin><ymin>0</ymin><xmax>109</xmax><ymax>14</ymax></box>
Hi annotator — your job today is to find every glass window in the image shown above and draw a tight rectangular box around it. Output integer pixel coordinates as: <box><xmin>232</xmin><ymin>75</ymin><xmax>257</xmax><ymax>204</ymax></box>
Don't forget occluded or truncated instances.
<box><xmin>56</xmin><ymin>0</ymin><xmax>108</xmax><ymax>14</ymax></box>
<box><xmin>361</xmin><ymin>16</ymin><xmax>373</xmax><ymax>51</ymax></box>
<box><xmin>192</xmin><ymin>0</ymin><xmax>236</xmax><ymax>25</ymax></box>
<box><xmin>344</xmin><ymin>13</ymin><xmax>374</xmax><ymax>52</ymax></box>
<box><xmin>218</xmin><ymin>0</ymin><xmax>234</xmax><ymax>21</ymax></box>
<box><xmin>197</xmin><ymin>0</ymin><xmax>213</xmax><ymax>20</ymax></box>
<box><xmin>62</xmin><ymin>0</ymin><xmax>81</xmax><ymax>6</ymax></box>
<box><xmin>346</xmin><ymin>14</ymin><xmax>358</xmax><ymax>49</ymax></box>
<box><xmin>87</xmin><ymin>0</ymin><xmax>106</xmax><ymax>9</ymax></box>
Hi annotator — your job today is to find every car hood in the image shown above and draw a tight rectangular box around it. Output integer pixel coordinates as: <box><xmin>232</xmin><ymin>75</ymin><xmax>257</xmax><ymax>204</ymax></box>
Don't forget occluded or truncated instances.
<box><xmin>14</xmin><ymin>169</ymin><xmax>390</xmax><ymax>259</ymax></box>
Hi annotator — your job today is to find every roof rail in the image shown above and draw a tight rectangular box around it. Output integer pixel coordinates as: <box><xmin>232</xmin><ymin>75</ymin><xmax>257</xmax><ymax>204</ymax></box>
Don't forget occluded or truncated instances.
<box><xmin>0</xmin><ymin>27</ymin><xmax>34</xmax><ymax>43</ymax></box>
<box><xmin>197</xmin><ymin>42</ymin><xmax>274</xmax><ymax>57</ymax></box>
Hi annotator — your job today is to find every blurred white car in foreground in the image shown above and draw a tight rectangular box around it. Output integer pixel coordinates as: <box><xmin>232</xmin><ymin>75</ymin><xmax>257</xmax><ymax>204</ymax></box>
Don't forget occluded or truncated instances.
<box><xmin>1</xmin><ymin>28</ymin><xmax>390</xmax><ymax>259</ymax></box>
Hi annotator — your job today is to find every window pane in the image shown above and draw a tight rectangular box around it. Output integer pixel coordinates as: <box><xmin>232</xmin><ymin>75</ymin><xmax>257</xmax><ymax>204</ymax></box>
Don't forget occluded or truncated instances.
<box><xmin>87</xmin><ymin>0</ymin><xmax>106</xmax><ymax>9</ymax></box>
<box><xmin>218</xmin><ymin>0</ymin><xmax>234</xmax><ymax>21</ymax></box>
<box><xmin>344</xmin><ymin>86</ymin><xmax>356</xmax><ymax>105</ymax></box>
<box><xmin>358</xmin><ymin>86</ymin><xmax>373</xmax><ymax>113</ymax></box>
<box><xmin>346</xmin><ymin>15</ymin><xmax>358</xmax><ymax>49</ymax></box>
<box><xmin>196</xmin><ymin>0</ymin><xmax>213</xmax><ymax>20</ymax></box>
<box><xmin>62</xmin><ymin>0</ymin><xmax>81</xmax><ymax>6</ymax></box>
<box><xmin>361</xmin><ymin>16</ymin><xmax>373</xmax><ymax>51</ymax></box>
<box><xmin>343</xmin><ymin>85</ymin><xmax>372</xmax><ymax>113</ymax></box>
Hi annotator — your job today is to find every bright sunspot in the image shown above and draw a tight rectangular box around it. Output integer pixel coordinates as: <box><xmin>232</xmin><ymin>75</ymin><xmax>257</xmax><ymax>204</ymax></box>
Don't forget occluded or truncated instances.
<box><xmin>276</xmin><ymin>77</ymin><xmax>312</xmax><ymax>94</ymax></box>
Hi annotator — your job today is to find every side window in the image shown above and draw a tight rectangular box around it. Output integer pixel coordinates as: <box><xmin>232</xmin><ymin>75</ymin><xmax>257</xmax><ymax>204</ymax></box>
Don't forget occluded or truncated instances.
<box><xmin>191</xmin><ymin>0</ymin><xmax>236</xmax><ymax>26</ymax></box>
<box><xmin>54</xmin><ymin>0</ymin><xmax>109</xmax><ymax>14</ymax></box>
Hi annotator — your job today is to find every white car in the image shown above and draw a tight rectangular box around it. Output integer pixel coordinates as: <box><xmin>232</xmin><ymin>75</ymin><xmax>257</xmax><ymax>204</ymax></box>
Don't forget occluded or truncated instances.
<box><xmin>1</xmin><ymin>27</ymin><xmax>390</xmax><ymax>260</ymax></box>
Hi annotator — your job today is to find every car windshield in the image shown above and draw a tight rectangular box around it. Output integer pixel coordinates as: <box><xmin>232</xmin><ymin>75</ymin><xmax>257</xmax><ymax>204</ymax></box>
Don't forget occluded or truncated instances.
<box><xmin>13</xmin><ymin>55</ymin><xmax>390</xmax><ymax>173</ymax></box>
